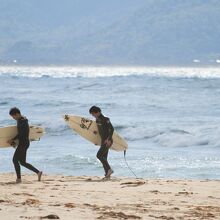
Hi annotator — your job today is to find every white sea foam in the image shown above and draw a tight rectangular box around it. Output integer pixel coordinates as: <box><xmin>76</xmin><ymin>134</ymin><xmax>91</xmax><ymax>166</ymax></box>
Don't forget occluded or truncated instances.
<box><xmin>1</xmin><ymin>65</ymin><xmax>220</xmax><ymax>179</ymax></box>
<box><xmin>0</xmin><ymin>65</ymin><xmax>220</xmax><ymax>78</ymax></box>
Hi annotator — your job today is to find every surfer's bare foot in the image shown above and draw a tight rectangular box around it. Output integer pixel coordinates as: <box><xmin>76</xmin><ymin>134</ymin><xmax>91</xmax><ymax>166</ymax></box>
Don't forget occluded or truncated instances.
<box><xmin>102</xmin><ymin>176</ymin><xmax>110</xmax><ymax>181</ymax></box>
<box><xmin>106</xmin><ymin>169</ymin><xmax>114</xmax><ymax>178</ymax></box>
<box><xmin>16</xmin><ymin>178</ymin><xmax>21</xmax><ymax>184</ymax></box>
<box><xmin>38</xmin><ymin>171</ymin><xmax>43</xmax><ymax>181</ymax></box>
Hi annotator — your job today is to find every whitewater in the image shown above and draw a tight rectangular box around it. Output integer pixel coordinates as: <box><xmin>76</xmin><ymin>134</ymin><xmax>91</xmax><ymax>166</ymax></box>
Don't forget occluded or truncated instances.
<box><xmin>0</xmin><ymin>66</ymin><xmax>220</xmax><ymax>179</ymax></box>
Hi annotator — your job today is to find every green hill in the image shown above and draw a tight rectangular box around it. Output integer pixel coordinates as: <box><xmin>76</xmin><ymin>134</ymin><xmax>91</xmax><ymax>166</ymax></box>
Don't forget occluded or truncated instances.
<box><xmin>0</xmin><ymin>0</ymin><xmax>220</xmax><ymax>65</ymax></box>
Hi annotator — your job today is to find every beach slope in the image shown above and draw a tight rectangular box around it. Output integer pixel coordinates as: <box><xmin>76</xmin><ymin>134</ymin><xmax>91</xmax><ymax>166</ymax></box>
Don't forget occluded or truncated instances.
<box><xmin>0</xmin><ymin>173</ymin><xmax>220</xmax><ymax>219</ymax></box>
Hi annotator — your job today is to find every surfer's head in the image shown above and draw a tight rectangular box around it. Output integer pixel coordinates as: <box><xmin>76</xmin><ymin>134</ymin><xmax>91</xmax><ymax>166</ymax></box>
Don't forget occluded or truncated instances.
<box><xmin>9</xmin><ymin>107</ymin><xmax>21</xmax><ymax>120</ymax></box>
<box><xmin>89</xmin><ymin>106</ymin><xmax>101</xmax><ymax>118</ymax></box>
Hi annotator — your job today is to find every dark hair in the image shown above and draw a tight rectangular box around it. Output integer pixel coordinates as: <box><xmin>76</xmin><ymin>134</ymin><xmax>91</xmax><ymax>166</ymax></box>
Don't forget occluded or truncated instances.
<box><xmin>9</xmin><ymin>107</ymin><xmax>21</xmax><ymax>116</ymax></box>
<box><xmin>89</xmin><ymin>106</ymin><xmax>101</xmax><ymax>114</ymax></box>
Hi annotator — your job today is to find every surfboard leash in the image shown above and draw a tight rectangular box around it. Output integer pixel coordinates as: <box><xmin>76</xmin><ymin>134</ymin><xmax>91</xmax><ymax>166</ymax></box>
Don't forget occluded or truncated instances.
<box><xmin>124</xmin><ymin>150</ymin><xmax>138</xmax><ymax>178</ymax></box>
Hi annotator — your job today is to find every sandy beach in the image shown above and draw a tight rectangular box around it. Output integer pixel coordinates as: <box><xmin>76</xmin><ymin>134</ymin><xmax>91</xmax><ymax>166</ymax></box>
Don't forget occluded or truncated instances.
<box><xmin>0</xmin><ymin>173</ymin><xmax>219</xmax><ymax>219</ymax></box>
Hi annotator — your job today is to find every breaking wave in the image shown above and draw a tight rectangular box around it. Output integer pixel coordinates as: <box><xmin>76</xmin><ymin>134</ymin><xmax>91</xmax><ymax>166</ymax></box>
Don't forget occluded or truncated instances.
<box><xmin>0</xmin><ymin>66</ymin><xmax>220</xmax><ymax>78</ymax></box>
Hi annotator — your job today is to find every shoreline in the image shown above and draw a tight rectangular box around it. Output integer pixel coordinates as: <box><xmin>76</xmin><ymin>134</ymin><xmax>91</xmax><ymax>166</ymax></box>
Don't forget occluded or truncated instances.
<box><xmin>0</xmin><ymin>173</ymin><xmax>220</xmax><ymax>219</ymax></box>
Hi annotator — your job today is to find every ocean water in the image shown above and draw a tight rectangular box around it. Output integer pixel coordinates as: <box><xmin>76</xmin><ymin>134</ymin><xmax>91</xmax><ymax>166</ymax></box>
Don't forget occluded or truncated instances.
<box><xmin>0</xmin><ymin>66</ymin><xmax>220</xmax><ymax>179</ymax></box>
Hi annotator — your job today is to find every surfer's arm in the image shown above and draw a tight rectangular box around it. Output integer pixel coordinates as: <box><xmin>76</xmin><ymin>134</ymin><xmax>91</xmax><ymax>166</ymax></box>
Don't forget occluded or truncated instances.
<box><xmin>105</xmin><ymin>120</ymin><xmax>114</xmax><ymax>148</ymax></box>
<box><xmin>7</xmin><ymin>139</ymin><xmax>16</xmax><ymax>146</ymax></box>
<box><xmin>9</xmin><ymin>132</ymin><xmax>19</xmax><ymax>146</ymax></box>
<box><xmin>106</xmin><ymin>118</ymin><xmax>114</xmax><ymax>141</ymax></box>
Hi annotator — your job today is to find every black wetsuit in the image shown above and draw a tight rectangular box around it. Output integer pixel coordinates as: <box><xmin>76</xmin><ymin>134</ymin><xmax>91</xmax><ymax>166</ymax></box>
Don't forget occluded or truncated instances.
<box><xmin>96</xmin><ymin>114</ymin><xmax>114</xmax><ymax>175</ymax></box>
<box><xmin>12</xmin><ymin>116</ymin><xmax>39</xmax><ymax>179</ymax></box>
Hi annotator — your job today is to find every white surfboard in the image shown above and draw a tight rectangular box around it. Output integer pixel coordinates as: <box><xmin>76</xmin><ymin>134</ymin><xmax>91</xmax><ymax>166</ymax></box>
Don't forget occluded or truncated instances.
<box><xmin>63</xmin><ymin>115</ymin><xmax>128</xmax><ymax>152</ymax></box>
<box><xmin>0</xmin><ymin>125</ymin><xmax>45</xmax><ymax>148</ymax></box>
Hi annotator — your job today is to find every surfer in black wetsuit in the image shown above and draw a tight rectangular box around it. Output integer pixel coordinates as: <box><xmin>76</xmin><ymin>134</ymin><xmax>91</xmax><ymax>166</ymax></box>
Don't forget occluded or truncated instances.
<box><xmin>7</xmin><ymin>107</ymin><xmax>42</xmax><ymax>183</ymax></box>
<box><xmin>89</xmin><ymin>106</ymin><xmax>114</xmax><ymax>179</ymax></box>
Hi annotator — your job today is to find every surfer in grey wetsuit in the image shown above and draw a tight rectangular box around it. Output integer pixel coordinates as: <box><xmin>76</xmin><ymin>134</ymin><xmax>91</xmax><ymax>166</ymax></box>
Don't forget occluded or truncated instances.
<box><xmin>7</xmin><ymin>107</ymin><xmax>42</xmax><ymax>183</ymax></box>
<box><xmin>89</xmin><ymin>106</ymin><xmax>114</xmax><ymax>179</ymax></box>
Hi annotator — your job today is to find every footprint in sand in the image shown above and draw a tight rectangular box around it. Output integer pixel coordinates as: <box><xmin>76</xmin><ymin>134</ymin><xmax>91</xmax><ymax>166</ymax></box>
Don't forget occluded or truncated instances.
<box><xmin>120</xmin><ymin>181</ymin><xmax>145</xmax><ymax>188</ymax></box>
<box><xmin>20</xmin><ymin>216</ymin><xmax>32</xmax><ymax>219</ymax></box>
<box><xmin>13</xmin><ymin>193</ymin><xmax>34</xmax><ymax>196</ymax></box>
<box><xmin>98</xmin><ymin>211</ymin><xmax>141</xmax><ymax>219</ymax></box>
<box><xmin>51</xmin><ymin>187</ymin><xmax>59</xmax><ymax>190</ymax></box>
<box><xmin>0</xmin><ymin>199</ymin><xmax>11</xmax><ymax>204</ymax></box>
<box><xmin>49</xmin><ymin>203</ymin><xmax>61</xmax><ymax>207</ymax></box>
<box><xmin>64</xmin><ymin>203</ymin><xmax>76</xmax><ymax>208</ymax></box>
<box><xmin>150</xmin><ymin>190</ymin><xmax>160</xmax><ymax>194</ymax></box>
<box><xmin>172</xmin><ymin>207</ymin><xmax>180</xmax><ymax>210</ymax></box>
<box><xmin>178</xmin><ymin>191</ymin><xmax>193</xmax><ymax>195</ymax></box>
<box><xmin>22</xmin><ymin>199</ymin><xmax>40</xmax><ymax>206</ymax></box>
<box><xmin>149</xmin><ymin>215</ymin><xmax>174</xmax><ymax>220</ymax></box>
<box><xmin>40</xmin><ymin>215</ymin><xmax>60</xmax><ymax>219</ymax></box>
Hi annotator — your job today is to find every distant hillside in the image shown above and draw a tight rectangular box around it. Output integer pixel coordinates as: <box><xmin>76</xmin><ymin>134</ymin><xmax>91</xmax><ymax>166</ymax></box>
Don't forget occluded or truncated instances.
<box><xmin>0</xmin><ymin>0</ymin><xmax>220</xmax><ymax>65</ymax></box>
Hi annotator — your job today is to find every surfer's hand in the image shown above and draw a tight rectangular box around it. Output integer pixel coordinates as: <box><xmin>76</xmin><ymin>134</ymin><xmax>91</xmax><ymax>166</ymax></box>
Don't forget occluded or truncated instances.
<box><xmin>7</xmin><ymin>140</ymin><xmax>13</xmax><ymax>145</ymax></box>
<box><xmin>105</xmin><ymin>139</ymin><xmax>113</xmax><ymax>148</ymax></box>
<box><xmin>7</xmin><ymin>140</ymin><xmax>16</xmax><ymax>147</ymax></box>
